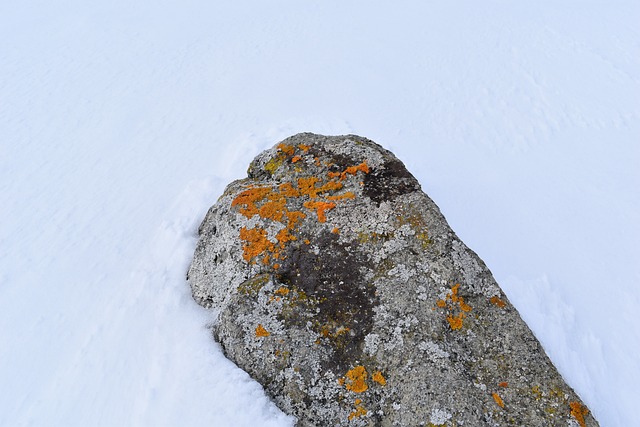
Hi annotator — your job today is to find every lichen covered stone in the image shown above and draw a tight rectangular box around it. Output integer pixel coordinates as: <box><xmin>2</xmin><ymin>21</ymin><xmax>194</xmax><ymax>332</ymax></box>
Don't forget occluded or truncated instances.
<box><xmin>188</xmin><ymin>133</ymin><xmax>599</xmax><ymax>427</ymax></box>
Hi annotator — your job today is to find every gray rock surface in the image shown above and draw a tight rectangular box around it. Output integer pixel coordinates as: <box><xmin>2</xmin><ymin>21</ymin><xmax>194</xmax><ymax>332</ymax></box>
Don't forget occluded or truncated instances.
<box><xmin>188</xmin><ymin>133</ymin><xmax>598</xmax><ymax>427</ymax></box>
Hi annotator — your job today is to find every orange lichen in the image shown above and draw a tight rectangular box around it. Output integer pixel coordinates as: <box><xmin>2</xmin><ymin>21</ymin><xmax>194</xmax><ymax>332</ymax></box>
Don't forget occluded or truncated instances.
<box><xmin>285</xmin><ymin>211</ymin><xmax>306</xmax><ymax>229</ymax></box>
<box><xmin>492</xmin><ymin>392</ymin><xmax>505</xmax><ymax>408</ymax></box>
<box><xmin>459</xmin><ymin>300</ymin><xmax>472</xmax><ymax>312</ymax></box>
<box><xmin>320</xmin><ymin>324</ymin><xmax>350</xmax><ymax>339</ymax></box>
<box><xmin>277</xmin><ymin>143</ymin><xmax>295</xmax><ymax>156</ymax></box>
<box><xmin>348</xmin><ymin>400</ymin><xmax>367</xmax><ymax>420</ymax></box>
<box><xmin>278</xmin><ymin>182</ymin><xmax>300</xmax><ymax>197</ymax></box>
<box><xmin>332</xmin><ymin>227</ymin><xmax>340</xmax><ymax>234</ymax></box>
<box><xmin>255</xmin><ymin>324</ymin><xmax>270</xmax><ymax>337</ymax></box>
<box><xmin>239</xmin><ymin>227</ymin><xmax>275</xmax><ymax>262</ymax></box>
<box><xmin>490</xmin><ymin>296</ymin><xmax>506</xmax><ymax>308</ymax></box>
<box><xmin>304</xmin><ymin>239</ymin><xmax>311</xmax><ymax>245</ymax></box>
<box><xmin>298</xmin><ymin>144</ymin><xmax>310</xmax><ymax>152</ymax></box>
<box><xmin>303</xmin><ymin>200</ymin><xmax>336</xmax><ymax>223</ymax></box>
<box><xmin>498</xmin><ymin>382</ymin><xmax>508</xmax><ymax>388</ymax></box>
<box><xmin>298</xmin><ymin>176</ymin><xmax>320</xmax><ymax>197</ymax></box>
<box><xmin>275</xmin><ymin>228</ymin><xmax>296</xmax><ymax>248</ymax></box>
<box><xmin>344</xmin><ymin>366</ymin><xmax>368</xmax><ymax>393</ymax></box>
<box><xmin>232</xmin><ymin>187</ymin><xmax>272</xmax><ymax>218</ymax></box>
<box><xmin>274</xmin><ymin>287</ymin><xmax>289</xmax><ymax>296</ymax></box>
<box><xmin>569</xmin><ymin>401</ymin><xmax>589</xmax><ymax>427</ymax></box>
<box><xmin>372</xmin><ymin>371</ymin><xmax>386</xmax><ymax>386</ymax></box>
<box><xmin>447</xmin><ymin>313</ymin><xmax>465</xmax><ymax>330</ymax></box>
<box><xmin>449</xmin><ymin>283</ymin><xmax>461</xmax><ymax>300</ymax></box>
<box><xmin>440</xmin><ymin>283</ymin><xmax>472</xmax><ymax>330</ymax></box>
<box><xmin>336</xmin><ymin>326</ymin><xmax>350</xmax><ymax>336</ymax></box>
<box><xmin>259</xmin><ymin>199</ymin><xmax>287</xmax><ymax>222</ymax></box>
<box><xmin>326</xmin><ymin>191</ymin><xmax>356</xmax><ymax>201</ymax></box>
<box><xmin>316</xmin><ymin>180</ymin><xmax>343</xmax><ymax>194</ymax></box>
<box><xmin>273</xmin><ymin>264</ymin><xmax>280</xmax><ymax>270</ymax></box>
<box><xmin>341</xmin><ymin>161</ymin><xmax>370</xmax><ymax>179</ymax></box>
<box><xmin>232</xmin><ymin>156</ymin><xmax>374</xmax><ymax>267</ymax></box>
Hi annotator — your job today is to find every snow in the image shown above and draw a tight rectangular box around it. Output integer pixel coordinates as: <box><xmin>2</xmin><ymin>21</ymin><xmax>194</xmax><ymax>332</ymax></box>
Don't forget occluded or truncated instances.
<box><xmin>1</xmin><ymin>0</ymin><xmax>638</xmax><ymax>425</ymax></box>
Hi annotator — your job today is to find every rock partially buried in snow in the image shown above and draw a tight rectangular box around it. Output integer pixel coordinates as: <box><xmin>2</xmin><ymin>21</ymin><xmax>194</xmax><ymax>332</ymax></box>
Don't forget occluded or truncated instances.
<box><xmin>188</xmin><ymin>133</ymin><xmax>598</xmax><ymax>427</ymax></box>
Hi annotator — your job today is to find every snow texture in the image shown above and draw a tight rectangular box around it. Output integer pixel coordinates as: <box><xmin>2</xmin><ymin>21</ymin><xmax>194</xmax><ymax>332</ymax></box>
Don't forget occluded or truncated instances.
<box><xmin>1</xmin><ymin>1</ymin><xmax>638</xmax><ymax>426</ymax></box>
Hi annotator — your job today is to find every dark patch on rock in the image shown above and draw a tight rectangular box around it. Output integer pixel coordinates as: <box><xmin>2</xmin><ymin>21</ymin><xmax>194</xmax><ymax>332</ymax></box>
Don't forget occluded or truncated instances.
<box><xmin>363</xmin><ymin>157</ymin><xmax>421</xmax><ymax>206</ymax></box>
<box><xmin>278</xmin><ymin>231</ymin><xmax>376</xmax><ymax>371</ymax></box>
<box><xmin>188</xmin><ymin>133</ymin><xmax>599</xmax><ymax>427</ymax></box>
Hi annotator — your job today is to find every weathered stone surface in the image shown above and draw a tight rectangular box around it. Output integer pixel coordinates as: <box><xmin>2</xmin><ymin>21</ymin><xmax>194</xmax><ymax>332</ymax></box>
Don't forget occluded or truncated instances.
<box><xmin>188</xmin><ymin>133</ymin><xmax>598</xmax><ymax>427</ymax></box>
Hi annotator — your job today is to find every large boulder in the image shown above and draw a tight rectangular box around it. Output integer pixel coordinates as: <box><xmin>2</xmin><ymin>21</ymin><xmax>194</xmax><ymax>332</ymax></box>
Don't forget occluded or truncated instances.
<box><xmin>188</xmin><ymin>133</ymin><xmax>598</xmax><ymax>427</ymax></box>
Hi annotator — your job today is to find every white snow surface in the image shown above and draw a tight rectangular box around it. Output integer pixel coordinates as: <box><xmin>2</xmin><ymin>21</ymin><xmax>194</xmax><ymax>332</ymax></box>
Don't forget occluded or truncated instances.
<box><xmin>1</xmin><ymin>1</ymin><xmax>638</xmax><ymax>426</ymax></box>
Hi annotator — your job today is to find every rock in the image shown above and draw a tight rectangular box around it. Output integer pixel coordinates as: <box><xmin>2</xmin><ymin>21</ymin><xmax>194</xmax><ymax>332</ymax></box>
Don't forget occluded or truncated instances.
<box><xmin>188</xmin><ymin>133</ymin><xmax>599</xmax><ymax>427</ymax></box>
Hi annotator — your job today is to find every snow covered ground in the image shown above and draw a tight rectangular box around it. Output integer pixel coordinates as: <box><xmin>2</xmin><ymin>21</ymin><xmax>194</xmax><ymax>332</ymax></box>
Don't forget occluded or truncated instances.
<box><xmin>1</xmin><ymin>0</ymin><xmax>638</xmax><ymax>425</ymax></box>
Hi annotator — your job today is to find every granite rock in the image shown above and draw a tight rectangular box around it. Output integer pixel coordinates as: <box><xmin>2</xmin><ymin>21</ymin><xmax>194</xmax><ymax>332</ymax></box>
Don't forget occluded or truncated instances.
<box><xmin>188</xmin><ymin>133</ymin><xmax>598</xmax><ymax>427</ymax></box>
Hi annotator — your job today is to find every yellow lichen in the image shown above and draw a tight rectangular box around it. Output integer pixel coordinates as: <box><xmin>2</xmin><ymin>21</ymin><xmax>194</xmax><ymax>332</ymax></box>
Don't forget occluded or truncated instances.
<box><xmin>237</xmin><ymin>274</ymin><xmax>269</xmax><ymax>295</ymax></box>
<box><xmin>492</xmin><ymin>392</ymin><xmax>505</xmax><ymax>408</ymax></box>
<box><xmin>264</xmin><ymin>157</ymin><xmax>284</xmax><ymax>174</ymax></box>
<box><xmin>255</xmin><ymin>324</ymin><xmax>270</xmax><ymax>337</ymax></box>
<box><xmin>569</xmin><ymin>401</ymin><xmax>589</xmax><ymax>427</ymax></box>
<box><xmin>344</xmin><ymin>366</ymin><xmax>368</xmax><ymax>393</ymax></box>
<box><xmin>372</xmin><ymin>371</ymin><xmax>386</xmax><ymax>386</ymax></box>
<box><xmin>531</xmin><ymin>385</ymin><xmax>542</xmax><ymax>401</ymax></box>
